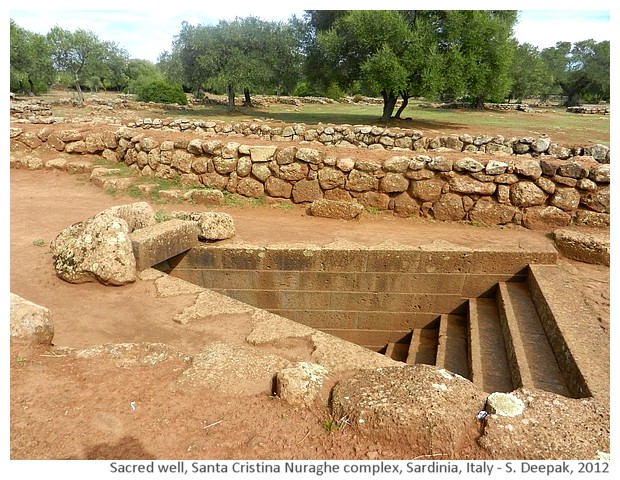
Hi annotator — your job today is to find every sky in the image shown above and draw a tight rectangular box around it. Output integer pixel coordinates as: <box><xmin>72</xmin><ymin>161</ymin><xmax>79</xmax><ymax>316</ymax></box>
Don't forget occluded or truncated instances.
<box><xmin>7</xmin><ymin>1</ymin><xmax>613</xmax><ymax>64</ymax></box>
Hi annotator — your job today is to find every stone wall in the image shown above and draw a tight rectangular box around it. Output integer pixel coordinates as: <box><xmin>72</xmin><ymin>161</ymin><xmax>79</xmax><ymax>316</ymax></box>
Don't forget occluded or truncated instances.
<box><xmin>124</xmin><ymin>118</ymin><xmax>611</xmax><ymax>163</ymax></box>
<box><xmin>10</xmin><ymin>125</ymin><xmax>611</xmax><ymax>229</ymax></box>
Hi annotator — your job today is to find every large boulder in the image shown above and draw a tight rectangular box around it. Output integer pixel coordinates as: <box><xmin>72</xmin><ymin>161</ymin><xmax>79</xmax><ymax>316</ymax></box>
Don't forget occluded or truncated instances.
<box><xmin>50</xmin><ymin>211</ymin><xmax>136</xmax><ymax>285</ymax></box>
<box><xmin>478</xmin><ymin>388</ymin><xmax>609</xmax><ymax>459</ymax></box>
<box><xmin>10</xmin><ymin>293</ymin><xmax>54</xmax><ymax>345</ymax></box>
<box><xmin>331</xmin><ymin>364</ymin><xmax>486</xmax><ymax>456</ymax></box>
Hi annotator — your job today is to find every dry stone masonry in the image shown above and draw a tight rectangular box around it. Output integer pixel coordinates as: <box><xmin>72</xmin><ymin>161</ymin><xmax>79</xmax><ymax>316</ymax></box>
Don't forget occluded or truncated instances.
<box><xmin>10</xmin><ymin>121</ymin><xmax>611</xmax><ymax>229</ymax></box>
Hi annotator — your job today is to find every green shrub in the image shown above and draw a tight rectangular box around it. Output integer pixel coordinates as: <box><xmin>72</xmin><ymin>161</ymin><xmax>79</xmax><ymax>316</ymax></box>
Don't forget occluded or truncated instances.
<box><xmin>325</xmin><ymin>82</ymin><xmax>344</xmax><ymax>100</ymax></box>
<box><xmin>132</xmin><ymin>78</ymin><xmax>187</xmax><ymax>105</ymax></box>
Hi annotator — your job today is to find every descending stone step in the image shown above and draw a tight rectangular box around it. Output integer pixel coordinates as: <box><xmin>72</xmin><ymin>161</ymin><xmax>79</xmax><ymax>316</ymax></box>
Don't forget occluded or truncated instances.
<box><xmin>385</xmin><ymin>341</ymin><xmax>410</xmax><ymax>363</ymax></box>
<box><xmin>497</xmin><ymin>282</ymin><xmax>570</xmax><ymax>397</ymax></box>
<box><xmin>468</xmin><ymin>298</ymin><xmax>513</xmax><ymax>393</ymax></box>
<box><xmin>528</xmin><ymin>265</ymin><xmax>609</xmax><ymax>402</ymax></box>
<box><xmin>406</xmin><ymin>327</ymin><xmax>438</xmax><ymax>365</ymax></box>
<box><xmin>436</xmin><ymin>314</ymin><xmax>469</xmax><ymax>379</ymax></box>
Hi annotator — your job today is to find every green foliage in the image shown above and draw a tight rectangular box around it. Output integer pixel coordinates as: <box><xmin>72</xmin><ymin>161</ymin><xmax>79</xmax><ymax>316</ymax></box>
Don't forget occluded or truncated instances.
<box><xmin>509</xmin><ymin>42</ymin><xmax>552</xmax><ymax>102</ymax></box>
<box><xmin>133</xmin><ymin>78</ymin><xmax>187</xmax><ymax>104</ymax></box>
<box><xmin>324</xmin><ymin>81</ymin><xmax>345</xmax><ymax>100</ymax></box>
<box><xmin>168</xmin><ymin>17</ymin><xmax>303</xmax><ymax>110</ymax></box>
<box><xmin>10</xmin><ymin>19</ymin><xmax>55</xmax><ymax>94</ymax></box>
<box><xmin>46</xmin><ymin>26</ymin><xmax>130</xmax><ymax>101</ymax></box>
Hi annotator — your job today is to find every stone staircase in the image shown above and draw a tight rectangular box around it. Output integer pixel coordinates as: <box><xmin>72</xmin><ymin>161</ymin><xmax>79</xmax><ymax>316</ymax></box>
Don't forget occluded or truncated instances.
<box><xmin>384</xmin><ymin>278</ymin><xmax>572</xmax><ymax>396</ymax></box>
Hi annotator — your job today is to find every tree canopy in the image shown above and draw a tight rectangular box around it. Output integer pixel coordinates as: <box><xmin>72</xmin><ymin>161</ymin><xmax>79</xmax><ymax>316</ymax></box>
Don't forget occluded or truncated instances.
<box><xmin>10</xmin><ymin>12</ymin><xmax>610</xmax><ymax>118</ymax></box>
<box><xmin>168</xmin><ymin>17</ymin><xmax>302</xmax><ymax>111</ymax></box>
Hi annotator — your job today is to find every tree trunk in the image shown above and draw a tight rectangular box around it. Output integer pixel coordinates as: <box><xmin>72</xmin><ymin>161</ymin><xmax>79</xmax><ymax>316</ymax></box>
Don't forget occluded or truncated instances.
<box><xmin>243</xmin><ymin>88</ymin><xmax>252</xmax><ymax>107</ymax></box>
<box><xmin>394</xmin><ymin>91</ymin><xmax>410</xmax><ymax>119</ymax></box>
<box><xmin>74</xmin><ymin>72</ymin><xmax>84</xmax><ymax>105</ymax></box>
<box><xmin>227</xmin><ymin>83</ymin><xmax>235</xmax><ymax>112</ymax></box>
<box><xmin>380</xmin><ymin>90</ymin><xmax>398</xmax><ymax>123</ymax></box>
<box><xmin>472</xmin><ymin>96</ymin><xmax>485</xmax><ymax>109</ymax></box>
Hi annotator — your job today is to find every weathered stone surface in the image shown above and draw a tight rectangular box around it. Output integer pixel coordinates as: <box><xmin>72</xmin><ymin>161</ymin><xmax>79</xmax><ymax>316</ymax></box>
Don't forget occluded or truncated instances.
<box><xmin>336</xmin><ymin>157</ymin><xmax>355</xmax><ymax>172</ymax></box>
<box><xmin>276</xmin><ymin>362</ymin><xmax>329</xmax><ymax>405</ymax></box>
<box><xmin>432</xmin><ymin>193</ymin><xmax>466</xmax><ymax>221</ymax></box>
<box><xmin>408</xmin><ymin>178</ymin><xmax>445</xmax><ymax>202</ymax></box>
<box><xmin>553</xmin><ymin>229</ymin><xmax>610</xmax><ymax>266</ymax></box>
<box><xmin>179</xmin><ymin>342</ymin><xmax>290</xmax><ymax>396</ymax></box>
<box><xmin>251</xmin><ymin>163</ymin><xmax>271</xmax><ymax>182</ymax></box>
<box><xmin>531</xmin><ymin>137</ymin><xmax>551</xmax><ymax>153</ymax></box>
<box><xmin>453</xmin><ymin>157</ymin><xmax>485</xmax><ymax>173</ymax></box>
<box><xmin>130</xmin><ymin>219</ymin><xmax>200</xmax><ymax>270</ymax></box>
<box><xmin>185</xmin><ymin>189</ymin><xmax>224</xmax><ymax>206</ymax></box>
<box><xmin>428</xmin><ymin>156</ymin><xmax>453</xmax><ymax>172</ymax></box>
<box><xmin>584</xmin><ymin>144</ymin><xmax>610</xmax><ymax>162</ymax></box>
<box><xmin>221</xmin><ymin>142</ymin><xmax>240</xmax><ymax>158</ymax></box>
<box><xmin>535</xmin><ymin>176</ymin><xmax>556</xmax><ymax>195</ymax></box>
<box><xmin>485</xmin><ymin>392</ymin><xmax>525</xmax><ymax>417</ymax></box>
<box><xmin>332</xmin><ymin>365</ymin><xmax>486</xmax><ymax>456</ymax></box>
<box><xmin>186</xmin><ymin>139</ymin><xmax>203</xmax><ymax>155</ymax></box>
<box><xmin>50</xmin><ymin>211</ymin><xmax>136</xmax><ymax>285</ymax></box>
<box><xmin>19</xmin><ymin>132</ymin><xmax>44</xmax><ymax>149</ymax></box>
<box><xmin>550</xmin><ymin>187</ymin><xmax>581</xmax><ymax>211</ymax></box>
<box><xmin>485</xmin><ymin>159</ymin><xmax>508</xmax><ymax>175</ymax></box>
<box><xmin>310</xmin><ymin>198</ymin><xmax>363</xmax><ymax>220</ymax></box>
<box><xmin>478</xmin><ymin>387</ymin><xmax>609</xmax><ymax>460</ymax></box>
<box><xmin>581</xmin><ymin>186</ymin><xmax>610</xmax><ymax>213</ymax></box>
<box><xmin>574</xmin><ymin>210</ymin><xmax>610</xmax><ymax>228</ymax></box>
<box><xmin>236</xmin><ymin>177</ymin><xmax>265</xmax><ymax>198</ymax></box>
<box><xmin>292</xmin><ymin>179</ymin><xmax>323</xmax><ymax>203</ymax></box>
<box><xmin>279</xmin><ymin>162</ymin><xmax>309</xmax><ymax>181</ymax></box>
<box><xmin>379</xmin><ymin>173</ymin><xmax>409</xmax><ymax>193</ymax></box>
<box><xmin>512</xmin><ymin>158</ymin><xmax>542</xmax><ymax>179</ymax></box>
<box><xmin>295</xmin><ymin>147</ymin><xmax>321</xmax><ymax>164</ymax></box>
<box><xmin>171</xmin><ymin>150</ymin><xmax>193</xmax><ymax>173</ymax></box>
<box><xmin>265</xmin><ymin>176</ymin><xmax>293</xmax><ymax>198</ymax></box>
<box><xmin>346</xmin><ymin>169</ymin><xmax>379</xmax><ymax>192</ymax></box>
<box><xmin>522</xmin><ymin>206</ymin><xmax>571</xmax><ymax>230</ymax></box>
<box><xmin>65</xmin><ymin>140</ymin><xmax>86</xmax><ymax>153</ymax></box>
<box><xmin>200</xmin><ymin>172</ymin><xmax>229</xmax><ymax>191</ymax></box>
<box><xmin>382</xmin><ymin>156</ymin><xmax>410</xmax><ymax>173</ymax></box>
<box><xmin>195</xmin><ymin>212</ymin><xmax>235</xmax><ymax>240</ymax></box>
<box><xmin>357</xmin><ymin>191</ymin><xmax>390</xmax><ymax>210</ymax></box>
<box><xmin>557</xmin><ymin>160</ymin><xmax>591</xmax><ymax>179</ymax></box>
<box><xmin>469</xmin><ymin>197</ymin><xmax>517</xmax><ymax>225</ymax></box>
<box><xmin>510</xmin><ymin>182</ymin><xmax>548</xmax><ymax>208</ymax></box>
<box><xmin>102</xmin><ymin>202</ymin><xmax>156</xmax><ymax>232</ymax></box>
<box><xmin>275</xmin><ymin>146</ymin><xmax>297</xmax><ymax>165</ymax></box>
<box><xmin>589</xmin><ymin>164</ymin><xmax>610</xmax><ymax>183</ymax></box>
<box><xmin>250</xmin><ymin>145</ymin><xmax>277</xmax><ymax>162</ymax></box>
<box><xmin>212</xmin><ymin>156</ymin><xmax>237</xmax><ymax>175</ymax></box>
<box><xmin>318</xmin><ymin>167</ymin><xmax>345</xmax><ymax>190</ymax></box>
<box><xmin>139</xmin><ymin>137</ymin><xmax>159</xmax><ymax>152</ymax></box>
<box><xmin>393</xmin><ymin>192</ymin><xmax>420</xmax><ymax>217</ymax></box>
<box><xmin>10</xmin><ymin>293</ymin><xmax>54</xmax><ymax>345</ymax></box>
<box><xmin>449</xmin><ymin>175</ymin><xmax>496</xmax><ymax>195</ymax></box>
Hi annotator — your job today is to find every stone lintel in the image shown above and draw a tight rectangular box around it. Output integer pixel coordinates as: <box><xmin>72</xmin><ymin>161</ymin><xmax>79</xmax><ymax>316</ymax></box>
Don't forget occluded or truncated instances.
<box><xmin>130</xmin><ymin>219</ymin><xmax>200</xmax><ymax>271</ymax></box>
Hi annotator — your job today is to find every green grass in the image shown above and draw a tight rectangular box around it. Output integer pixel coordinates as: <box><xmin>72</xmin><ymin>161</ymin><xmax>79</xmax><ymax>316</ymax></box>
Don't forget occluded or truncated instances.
<box><xmin>161</xmin><ymin>99</ymin><xmax>609</xmax><ymax>147</ymax></box>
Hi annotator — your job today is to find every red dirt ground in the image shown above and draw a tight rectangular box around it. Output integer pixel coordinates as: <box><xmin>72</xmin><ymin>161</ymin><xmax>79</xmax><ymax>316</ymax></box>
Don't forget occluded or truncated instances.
<box><xmin>6</xmin><ymin>97</ymin><xmax>611</xmax><ymax>475</ymax></box>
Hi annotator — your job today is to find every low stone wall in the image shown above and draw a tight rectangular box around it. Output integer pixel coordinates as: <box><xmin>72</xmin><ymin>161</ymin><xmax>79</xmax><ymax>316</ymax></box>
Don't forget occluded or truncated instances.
<box><xmin>10</xmin><ymin>125</ymin><xmax>611</xmax><ymax>229</ymax></box>
<box><xmin>567</xmin><ymin>105</ymin><xmax>610</xmax><ymax>115</ymax></box>
<box><xmin>123</xmin><ymin>118</ymin><xmax>610</xmax><ymax>163</ymax></box>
